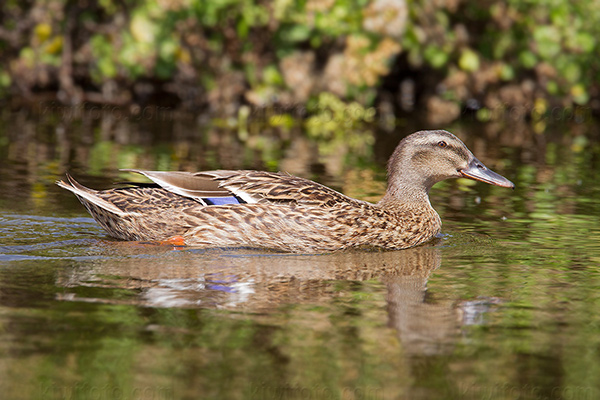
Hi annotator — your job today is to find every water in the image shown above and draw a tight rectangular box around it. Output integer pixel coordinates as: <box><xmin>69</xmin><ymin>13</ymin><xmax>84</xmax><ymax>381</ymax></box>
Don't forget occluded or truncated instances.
<box><xmin>1</xmin><ymin>109</ymin><xmax>600</xmax><ymax>399</ymax></box>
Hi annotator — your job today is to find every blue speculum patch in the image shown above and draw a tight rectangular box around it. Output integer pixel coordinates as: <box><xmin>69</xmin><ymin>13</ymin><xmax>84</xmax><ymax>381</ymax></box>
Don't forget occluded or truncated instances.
<box><xmin>204</xmin><ymin>196</ymin><xmax>241</xmax><ymax>205</ymax></box>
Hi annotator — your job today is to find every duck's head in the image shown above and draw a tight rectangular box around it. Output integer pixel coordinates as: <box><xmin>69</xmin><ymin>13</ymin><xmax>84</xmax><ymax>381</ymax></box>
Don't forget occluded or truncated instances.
<box><xmin>385</xmin><ymin>130</ymin><xmax>514</xmax><ymax>201</ymax></box>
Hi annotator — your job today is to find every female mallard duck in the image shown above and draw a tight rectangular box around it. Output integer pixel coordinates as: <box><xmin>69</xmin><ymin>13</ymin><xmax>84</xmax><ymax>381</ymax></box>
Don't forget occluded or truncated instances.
<box><xmin>57</xmin><ymin>130</ymin><xmax>514</xmax><ymax>252</ymax></box>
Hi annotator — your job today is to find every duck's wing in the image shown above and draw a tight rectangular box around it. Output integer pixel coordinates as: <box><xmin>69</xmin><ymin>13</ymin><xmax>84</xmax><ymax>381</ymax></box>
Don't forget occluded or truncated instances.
<box><xmin>124</xmin><ymin>169</ymin><xmax>364</xmax><ymax>207</ymax></box>
<box><xmin>121</xmin><ymin>169</ymin><xmax>230</xmax><ymax>202</ymax></box>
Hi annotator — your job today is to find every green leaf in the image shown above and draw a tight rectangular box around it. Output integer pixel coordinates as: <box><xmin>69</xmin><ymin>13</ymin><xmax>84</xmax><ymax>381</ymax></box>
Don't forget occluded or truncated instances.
<box><xmin>263</xmin><ymin>65</ymin><xmax>283</xmax><ymax>86</ymax></box>
<box><xmin>546</xmin><ymin>81</ymin><xmax>559</xmax><ymax>95</ymax></box>
<box><xmin>237</xmin><ymin>19</ymin><xmax>249</xmax><ymax>39</ymax></box>
<box><xmin>281</xmin><ymin>24</ymin><xmax>311</xmax><ymax>42</ymax></box>
<box><xmin>459</xmin><ymin>49</ymin><xmax>480</xmax><ymax>72</ymax></box>
<box><xmin>130</xmin><ymin>13</ymin><xmax>156</xmax><ymax>44</ymax></box>
<box><xmin>519</xmin><ymin>51</ymin><xmax>537</xmax><ymax>69</ymax></box>
<box><xmin>97</xmin><ymin>57</ymin><xmax>117</xmax><ymax>79</ymax></box>
<box><xmin>0</xmin><ymin>69</ymin><xmax>11</xmax><ymax>88</ymax></box>
<box><xmin>571</xmin><ymin>84</ymin><xmax>589</xmax><ymax>105</ymax></box>
<box><xmin>500</xmin><ymin>64</ymin><xmax>515</xmax><ymax>81</ymax></box>
<box><xmin>562</xmin><ymin>63</ymin><xmax>581</xmax><ymax>84</ymax></box>
<box><xmin>574</xmin><ymin>32</ymin><xmax>595</xmax><ymax>53</ymax></box>
<box><xmin>533</xmin><ymin>25</ymin><xmax>561</xmax><ymax>59</ymax></box>
<box><xmin>424</xmin><ymin>45</ymin><xmax>448</xmax><ymax>69</ymax></box>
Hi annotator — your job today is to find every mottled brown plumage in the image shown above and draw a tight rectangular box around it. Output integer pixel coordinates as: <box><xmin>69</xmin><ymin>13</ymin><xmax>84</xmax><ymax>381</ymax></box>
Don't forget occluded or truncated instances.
<box><xmin>57</xmin><ymin>130</ymin><xmax>514</xmax><ymax>252</ymax></box>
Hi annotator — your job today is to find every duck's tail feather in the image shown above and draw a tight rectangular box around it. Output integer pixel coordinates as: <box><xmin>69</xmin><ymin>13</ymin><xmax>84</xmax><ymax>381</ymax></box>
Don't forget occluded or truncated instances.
<box><xmin>56</xmin><ymin>174</ymin><xmax>127</xmax><ymax>216</ymax></box>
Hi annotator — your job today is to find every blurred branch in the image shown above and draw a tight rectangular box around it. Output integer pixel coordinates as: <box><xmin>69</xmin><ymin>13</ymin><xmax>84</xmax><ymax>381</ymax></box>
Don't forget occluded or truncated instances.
<box><xmin>58</xmin><ymin>1</ymin><xmax>77</xmax><ymax>103</ymax></box>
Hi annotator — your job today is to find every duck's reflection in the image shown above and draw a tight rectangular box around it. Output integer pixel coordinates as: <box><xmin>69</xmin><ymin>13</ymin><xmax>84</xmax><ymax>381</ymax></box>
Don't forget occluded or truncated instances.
<box><xmin>56</xmin><ymin>242</ymin><xmax>487</xmax><ymax>355</ymax></box>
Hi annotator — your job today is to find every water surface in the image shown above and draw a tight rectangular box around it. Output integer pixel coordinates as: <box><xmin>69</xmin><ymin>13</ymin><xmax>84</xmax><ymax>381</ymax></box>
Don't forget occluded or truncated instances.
<box><xmin>1</xmin><ymin>110</ymin><xmax>599</xmax><ymax>399</ymax></box>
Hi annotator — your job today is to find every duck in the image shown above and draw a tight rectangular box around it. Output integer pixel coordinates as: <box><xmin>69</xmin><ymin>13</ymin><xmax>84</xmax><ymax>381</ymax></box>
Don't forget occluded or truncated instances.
<box><xmin>57</xmin><ymin>130</ymin><xmax>514</xmax><ymax>252</ymax></box>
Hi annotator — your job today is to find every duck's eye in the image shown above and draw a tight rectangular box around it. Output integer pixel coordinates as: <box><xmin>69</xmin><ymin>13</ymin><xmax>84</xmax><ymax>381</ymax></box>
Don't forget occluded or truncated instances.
<box><xmin>438</xmin><ymin>141</ymin><xmax>447</xmax><ymax>148</ymax></box>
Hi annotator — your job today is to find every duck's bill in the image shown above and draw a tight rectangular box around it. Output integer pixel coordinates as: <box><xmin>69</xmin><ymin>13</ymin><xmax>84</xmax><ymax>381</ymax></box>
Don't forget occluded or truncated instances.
<box><xmin>459</xmin><ymin>158</ymin><xmax>515</xmax><ymax>189</ymax></box>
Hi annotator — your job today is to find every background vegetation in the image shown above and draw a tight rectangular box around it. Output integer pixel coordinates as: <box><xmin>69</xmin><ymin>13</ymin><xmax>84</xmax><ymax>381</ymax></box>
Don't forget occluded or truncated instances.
<box><xmin>1</xmin><ymin>0</ymin><xmax>599</xmax><ymax>126</ymax></box>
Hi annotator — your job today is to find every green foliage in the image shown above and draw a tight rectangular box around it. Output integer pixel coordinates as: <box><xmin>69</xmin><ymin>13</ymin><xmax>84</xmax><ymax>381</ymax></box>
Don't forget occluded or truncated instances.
<box><xmin>1</xmin><ymin>0</ymin><xmax>599</xmax><ymax>122</ymax></box>
<box><xmin>401</xmin><ymin>0</ymin><xmax>600</xmax><ymax>118</ymax></box>
<box><xmin>306</xmin><ymin>92</ymin><xmax>376</xmax><ymax>137</ymax></box>
<box><xmin>0</xmin><ymin>68</ymin><xmax>12</xmax><ymax>96</ymax></box>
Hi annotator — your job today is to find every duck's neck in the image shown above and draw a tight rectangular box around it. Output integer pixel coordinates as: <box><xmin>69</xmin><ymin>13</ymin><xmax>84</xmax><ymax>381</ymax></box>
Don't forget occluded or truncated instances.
<box><xmin>377</xmin><ymin>172</ymin><xmax>434</xmax><ymax>210</ymax></box>
<box><xmin>379</xmin><ymin>143</ymin><xmax>440</xmax><ymax>210</ymax></box>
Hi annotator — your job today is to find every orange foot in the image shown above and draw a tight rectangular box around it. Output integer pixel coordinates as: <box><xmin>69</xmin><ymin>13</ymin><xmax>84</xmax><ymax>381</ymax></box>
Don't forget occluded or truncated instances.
<box><xmin>134</xmin><ymin>235</ymin><xmax>187</xmax><ymax>247</ymax></box>
<box><xmin>157</xmin><ymin>235</ymin><xmax>186</xmax><ymax>247</ymax></box>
